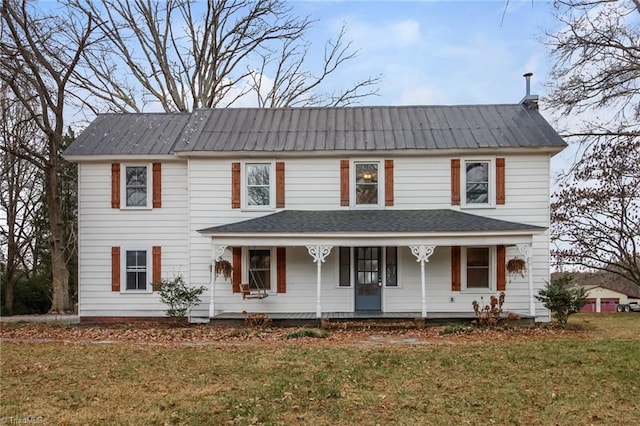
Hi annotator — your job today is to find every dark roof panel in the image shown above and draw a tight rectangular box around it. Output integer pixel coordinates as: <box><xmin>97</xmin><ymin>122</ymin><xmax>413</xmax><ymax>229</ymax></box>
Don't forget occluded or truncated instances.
<box><xmin>65</xmin><ymin>104</ymin><xmax>566</xmax><ymax>157</ymax></box>
<box><xmin>198</xmin><ymin>209</ymin><xmax>545</xmax><ymax>234</ymax></box>
<box><xmin>64</xmin><ymin>113</ymin><xmax>191</xmax><ymax>156</ymax></box>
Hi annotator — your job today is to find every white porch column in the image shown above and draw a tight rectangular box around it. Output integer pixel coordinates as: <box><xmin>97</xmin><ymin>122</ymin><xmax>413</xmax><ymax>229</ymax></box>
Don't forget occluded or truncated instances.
<box><xmin>409</xmin><ymin>245</ymin><xmax>436</xmax><ymax>318</ymax></box>
<box><xmin>306</xmin><ymin>245</ymin><xmax>333</xmax><ymax>318</ymax></box>
<box><xmin>517</xmin><ymin>243</ymin><xmax>535</xmax><ymax>317</ymax></box>
<box><xmin>210</xmin><ymin>245</ymin><xmax>227</xmax><ymax>318</ymax></box>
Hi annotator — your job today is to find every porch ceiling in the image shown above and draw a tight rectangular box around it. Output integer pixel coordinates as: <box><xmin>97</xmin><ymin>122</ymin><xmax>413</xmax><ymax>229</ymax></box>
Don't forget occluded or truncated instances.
<box><xmin>198</xmin><ymin>209</ymin><xmax>544</xmax><ymax>247</ymax></box>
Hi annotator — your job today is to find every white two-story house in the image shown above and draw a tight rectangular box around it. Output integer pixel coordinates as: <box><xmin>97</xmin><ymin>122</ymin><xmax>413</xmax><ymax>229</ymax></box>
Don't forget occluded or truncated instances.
<box><xmin>64</xmin><ymin>101</ymin><xmax>566</xmax><ymax>323</ymax></box>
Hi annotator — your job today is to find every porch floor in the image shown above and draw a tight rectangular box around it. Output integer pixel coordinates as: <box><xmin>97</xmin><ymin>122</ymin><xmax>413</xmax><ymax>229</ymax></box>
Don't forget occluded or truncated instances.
<box><xmin>213</xmin><ymin>311</ymin><xmax>479</xmax><ymax>320</ymax></box>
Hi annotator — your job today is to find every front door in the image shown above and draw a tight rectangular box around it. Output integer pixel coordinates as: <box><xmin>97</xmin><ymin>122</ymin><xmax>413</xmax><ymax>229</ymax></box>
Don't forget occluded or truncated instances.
<box><xmin>355</xmin><ymin>247</ymin><xmax>382</xmax><ymax>311</ymax></box>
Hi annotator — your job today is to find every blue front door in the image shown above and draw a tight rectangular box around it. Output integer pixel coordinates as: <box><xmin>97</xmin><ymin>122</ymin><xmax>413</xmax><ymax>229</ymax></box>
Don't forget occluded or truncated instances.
<box><xmin>355</xmin><ymin>247</ymin><xmax>382</xmax><ymax>311</ymax></box>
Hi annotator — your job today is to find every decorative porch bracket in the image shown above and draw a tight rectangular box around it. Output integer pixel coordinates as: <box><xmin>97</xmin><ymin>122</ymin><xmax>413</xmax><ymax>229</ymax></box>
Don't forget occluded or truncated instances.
<box><xmin>517</xmin><ymin>243</ymin><xmax>535</xmax><ymax>317</ymax></box>
<box><xmin>306</xmin><ymin>245</ymin><xmax>333</xmax><ymax>318</ymax></box>
<box><xmin>210</xmin><ymin>245</ymin><xmax>228</xmax><ymax>318</ymax></box>
<box><xmin>409</xmin><ymin>245</ymin><xmax>436</xmax><ymax>318</ymax></box>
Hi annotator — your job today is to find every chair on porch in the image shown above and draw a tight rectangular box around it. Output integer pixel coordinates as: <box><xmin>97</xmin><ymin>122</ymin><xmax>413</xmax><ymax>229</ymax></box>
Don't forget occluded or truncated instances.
<box><xmin>240</xmin><ymin>270</ymin><xmax>269</xmax><ymax>300</ymax></box>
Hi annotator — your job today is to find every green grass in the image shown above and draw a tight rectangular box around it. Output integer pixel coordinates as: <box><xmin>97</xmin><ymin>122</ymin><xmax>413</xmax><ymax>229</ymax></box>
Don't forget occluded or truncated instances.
<box><xmin>1</xmin><ymin>314</ymin><xmax>639</xmax><ymax>425</ymax></box>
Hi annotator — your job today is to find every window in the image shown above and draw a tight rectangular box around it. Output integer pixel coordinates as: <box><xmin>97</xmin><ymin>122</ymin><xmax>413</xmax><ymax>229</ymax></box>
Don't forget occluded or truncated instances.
<box><xmin>125</xmin><ymin>166</ymin><xmax>149</xmax><ymax>207</ymax></box>
<box><xmin>125</xmin><ymin>250</ymin><xmax>147</xmax><ymax>290</ymax></box>
<box><xmin>465</xmin><ymin>161</ymin><xmax>490</xmax><ymax>204</ymax></box>
<box><xmin>355</xmin><ymin>162</ymin><xmax>379</xmax><ymax>206</ymax></box>
<box><xmin>339</xmin><ymin>247</ymin><xmax>351</xmax><ymax>287</ymax></box>
<box><xmin>465</xmin><ymin>247</ymin><xmax>491</xmax><ymax>289</ymax></box>
<box><xmin>248</xmin><ymin>249</ymin><xmax>271</xmax><ymax>290</ymax></box>
<box><xmin>246</xmin><ymin>163</ymin><xmax>272</xmax><ymax>208</ymax></box>
<box><xmin>385</xmin><ymin>247</ymin><xmax>398</xmax><ymax>287</ymax></box>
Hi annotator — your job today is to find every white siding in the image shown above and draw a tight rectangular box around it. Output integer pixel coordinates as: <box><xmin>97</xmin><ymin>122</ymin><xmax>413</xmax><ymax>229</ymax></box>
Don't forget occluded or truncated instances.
<box><xmin>79</xmin><ymin>153</ymin><xmax>553</xmax><ymax>319</ymax></box>
<box><xmin>78</xmin><ymin>161</ymin><xmax>189</xmax><ymax>317</ymax></box>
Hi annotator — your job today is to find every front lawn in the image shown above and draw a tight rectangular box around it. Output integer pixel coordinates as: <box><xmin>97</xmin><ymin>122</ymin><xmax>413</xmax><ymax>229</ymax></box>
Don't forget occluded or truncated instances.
<box><xmin>1</xmin><ymin>314</ymin><xmax>638</xmax><ymax>425</ymax></box>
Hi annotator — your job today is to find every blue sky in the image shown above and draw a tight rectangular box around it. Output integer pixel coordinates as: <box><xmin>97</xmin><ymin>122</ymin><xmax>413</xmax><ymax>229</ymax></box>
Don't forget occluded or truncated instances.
<box><xmin>293</xmin><ymin>0</ymin><xmax>556</xmax><ymax>106</ymax></box>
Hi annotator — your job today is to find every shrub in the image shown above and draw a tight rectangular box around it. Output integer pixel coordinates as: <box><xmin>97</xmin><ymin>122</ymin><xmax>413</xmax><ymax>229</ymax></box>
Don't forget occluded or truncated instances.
<box><xmin>242</xmin><ymin>311</ymin><xmax>271</xmax><ymax>328</ymax></box>
<box><xmin>153</xmin><ymin>275</ymin><xmax>206</xmax><ymax>320</ymax></box>
<box><xmin>285</xmin><ymin>328</ymin><xmax>329</xmax><ymax>339</ymax></box>
<box><xmin>536</xmin><ymin>274</ymin><xmax>587</xmax><ymax>327</ymax></box>
<box><xmin>472</xmin><ymin>292</ymin><xmax>505</xmax><ymax>327</ymax></box>
<box><xmin>1</xmin><ymin>274</ymin><xmax>52</xmax><ymax>315</ymax></box>
<box><xmin>441</xmin><ymin>323</ymin><xmax>471</xmax><ymax>335</ymax></box>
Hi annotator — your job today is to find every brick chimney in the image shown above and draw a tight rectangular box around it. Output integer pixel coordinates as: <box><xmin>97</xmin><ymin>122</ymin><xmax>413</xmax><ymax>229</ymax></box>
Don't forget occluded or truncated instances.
<box><xmin>520</xmin><ymin>72</ymin><xmax>539</xmax><ymax>110</ymax></box>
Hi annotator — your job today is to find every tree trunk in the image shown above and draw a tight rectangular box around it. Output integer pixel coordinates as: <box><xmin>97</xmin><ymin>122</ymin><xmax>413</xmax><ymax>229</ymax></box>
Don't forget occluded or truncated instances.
<box><xmin>46</xmin><ymin>148</ymin><xmax>71</xmax><ymax>313</ymax></box>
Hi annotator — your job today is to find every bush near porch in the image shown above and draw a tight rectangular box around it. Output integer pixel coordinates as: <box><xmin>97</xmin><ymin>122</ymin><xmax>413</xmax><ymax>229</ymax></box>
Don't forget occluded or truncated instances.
<box><xmin>1</xmin><ymin>314</ymin><xmax>638</xmax><ymax>425</ymax></box>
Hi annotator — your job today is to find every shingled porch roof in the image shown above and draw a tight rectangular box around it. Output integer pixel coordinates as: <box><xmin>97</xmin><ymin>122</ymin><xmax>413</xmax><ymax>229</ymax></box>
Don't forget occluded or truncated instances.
<box><xmin>198</xmin><ymin>210</ymin><xmax>545</xmax><ymax>246</ymax></box>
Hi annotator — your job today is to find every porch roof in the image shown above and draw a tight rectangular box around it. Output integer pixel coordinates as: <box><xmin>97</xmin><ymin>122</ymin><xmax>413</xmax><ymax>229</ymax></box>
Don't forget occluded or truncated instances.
<box><xmin>199</xmin><ymin>209</ymin><xmax>544</xmax><ymax>236</ymax></box>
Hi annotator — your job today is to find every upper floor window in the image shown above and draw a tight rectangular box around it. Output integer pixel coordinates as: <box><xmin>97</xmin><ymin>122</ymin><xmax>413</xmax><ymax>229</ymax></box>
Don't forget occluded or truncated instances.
<box><xmin>462</xmin><ymin>159</ymin><xmax>494</xmax><ymax>207</ymax></box>
<box><xmin>354</xmin><ymin>161</ymin><xmax>380</xmax><ymax>206</ymax></box>
<box><xmin>246</xmin><ymin>163</ymin><xmax>273</xmax><ymax>208</ymax></box>
<box><xmin>125</xmin><ymin>165</ymin><xmax>149</xmax><ymax>207</ymax></box>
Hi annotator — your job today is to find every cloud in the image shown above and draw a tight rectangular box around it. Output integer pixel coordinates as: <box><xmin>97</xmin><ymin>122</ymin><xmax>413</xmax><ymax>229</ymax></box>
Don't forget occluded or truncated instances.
<box><xmin>333</xmin><ymin>17</ymin><xmax>423</xmax><ymax>49</ymax></box>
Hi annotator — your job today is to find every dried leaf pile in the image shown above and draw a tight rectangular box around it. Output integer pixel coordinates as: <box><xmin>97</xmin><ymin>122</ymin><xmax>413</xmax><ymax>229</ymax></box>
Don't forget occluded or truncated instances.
<box><xmin>0</xmin><ymin>321</ymin><xmax>581</xmax><ymax>346</ymax></box>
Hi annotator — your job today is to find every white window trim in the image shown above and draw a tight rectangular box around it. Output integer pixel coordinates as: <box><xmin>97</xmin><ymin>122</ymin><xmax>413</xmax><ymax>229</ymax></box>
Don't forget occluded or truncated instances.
<box><xmin>351</xmin><ymin>159</ymin><xmax>385</xmax><ymax>208</ymax></box>
<box><xmin>243</xmin><ymin>247</ymin><xmax>276</xmax><ymax>294</ymax></box>
<box><xmin>120</xmin><ymin>247</ymin><xmax>153</xmax><ymax>294</ymax></box>
<box><xmin>120</xmin><ymin>163</ymin><xmax>152</xmax><ymax>210</ymax></box>
<box><xmin>242</xmin><ymin>161</ymin><xmax>276</xmax><ymax>210</ymax></box>
<box><xmin>461</xmin><ymin>246</ymin><xmax>496</xmax><ymax>293</ymax></box>
<box><xmin>461</xmin><ymin>157</ymin><xmax>495</xmax><ymax>208</ymax></box>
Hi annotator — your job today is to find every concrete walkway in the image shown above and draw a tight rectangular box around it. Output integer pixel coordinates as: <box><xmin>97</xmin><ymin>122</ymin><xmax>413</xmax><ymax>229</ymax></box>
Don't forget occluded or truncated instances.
<box><xmin>0</xmin><ymin>314</ymin><xmax>79</xmax><ymax>324</ymax></box>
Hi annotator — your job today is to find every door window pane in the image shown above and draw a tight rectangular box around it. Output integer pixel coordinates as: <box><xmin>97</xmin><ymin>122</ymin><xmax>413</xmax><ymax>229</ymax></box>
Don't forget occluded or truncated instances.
<box><xmin>339</xmin><ymin>247</ymin><xmax>351</xmax><ymax>287</ymax></box>
<box><xmin>386</xmin><ymin>247</ymin><xmax>397</xmax><ymax>287</ymax></box>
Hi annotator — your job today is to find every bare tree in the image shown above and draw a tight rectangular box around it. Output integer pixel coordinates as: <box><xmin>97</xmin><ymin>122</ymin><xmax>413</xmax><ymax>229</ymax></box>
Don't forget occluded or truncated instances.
<box><xmin>0</xmin><ymin>0</ymin><xmax>94</xmax><ymax>313</ymax></box>
<box><xmin>551</xmin><ymin>138</ymin><xmax>640</xmax><ymax>287</ymax></box>
<box><xmin>0</xmin><ymin>90</ymin><xmax>44</xmax><ymax>314</ymax></box>
<box><xmin>547</xmin><ymin>0</ymin><xmax>640</xmax><ymax>141</ymax></box>
<box><xmin>70</xmin><ymin>0</ymin><xmax>379</xmax><ymax>113</ymax></box>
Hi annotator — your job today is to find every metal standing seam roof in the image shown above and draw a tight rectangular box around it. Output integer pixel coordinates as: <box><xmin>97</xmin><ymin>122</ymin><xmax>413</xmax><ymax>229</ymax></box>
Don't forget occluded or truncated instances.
<box><xmin>197</xmin><ymin>209</ymin><xmax>546</xmax><ymax>235</ymax></box>
<box><xmin>63</xmin><ymin>113</ymin><xmax>191</xmax><ymax>156</ymax></box>
<box><xmin>64</xmin><ymin>104</ymin><xmax>566</xmax><ymax>157</ymax></box>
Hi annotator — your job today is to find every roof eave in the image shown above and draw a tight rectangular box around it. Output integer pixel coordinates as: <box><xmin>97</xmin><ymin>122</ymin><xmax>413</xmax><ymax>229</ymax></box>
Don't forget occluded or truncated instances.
<box><xmin>174</xmin><ymin>146</ymin><xmax>566</xmax><ymax>159</ymax></box>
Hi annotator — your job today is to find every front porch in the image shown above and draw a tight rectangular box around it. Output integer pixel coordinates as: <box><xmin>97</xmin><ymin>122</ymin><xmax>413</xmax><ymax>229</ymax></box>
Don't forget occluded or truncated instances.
<box><xmin>208</xmin><ymin>311</ymin><xmax>535</xmax><ymax>327</ymax></box>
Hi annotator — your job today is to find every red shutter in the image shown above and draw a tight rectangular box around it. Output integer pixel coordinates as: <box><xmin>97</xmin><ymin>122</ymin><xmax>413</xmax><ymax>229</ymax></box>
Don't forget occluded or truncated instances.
<box><xmin>497</xmin><ymin>245</ymin><xmax>506</xmax><ymax>291</ymax></box>
<box><xmin>111</xmin><ymin>247</ymin><xmax>120</xmax><ymax>291</ymax></box>
<box><xmin>231</xmin><ymin>162</ymin><xmax>241</xmax><ymax>209</ymax></box>
<box><xmin>276</xmin><ymin>162</ymin><xmax>285</xmax><ymax>208</ymax></box>
<box><xmin>277</xmin><ymin>247</ymin><xmax>286</xmax><ymax>293</ymax></box>
<box><xmin>451</xmin><ymin>159</ymin><xmax>460</xmax><ymax>206</ymax></box>
<box><xmin>232</xmin><ymin>247</ymin><xmax>242</xmax><ymax>292</ymax></box>
<box><xmin>152</xmin><ymin>163</ymin><xmax>162</xmax><ymax>208</ymax></box>
<box><xmin>340</xmin><ymin>160</ymin><xmax>349</xmax><ymax>206</ymax></box>
<box><xmin>152</xmin><ymin>246</ymin><xmax>161</xmax><ymax>286</ymax></box>
<box><xmin>496</xmin><ymin>158</ymin><xmax>505</xmax><ymax>205</ymax></box>
<box><xmin>451</xmin><ymin>246</ymin><xmax>461</xmax><ymax>291</ymax></box>
<box><xmin>111</xmin><ymin>163</ymin><xmax>120</xmax><ymax>208</ymax></box>
<box><xmin>385</xmin><ymin>159</ymin><xmax>394</xmax><ymax>206</ymax></box>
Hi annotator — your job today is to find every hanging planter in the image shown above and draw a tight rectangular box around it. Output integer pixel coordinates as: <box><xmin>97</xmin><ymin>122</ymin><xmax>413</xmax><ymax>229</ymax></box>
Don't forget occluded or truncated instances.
<box><xmin>215</xmin><ymin>259</ymin><xmax>233</xmax><ymax>279</ymax></box>
<box><xmin>507</xmin><ymin>257</ymin><xmax>526</xmax><ymax>278</ymax></box>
